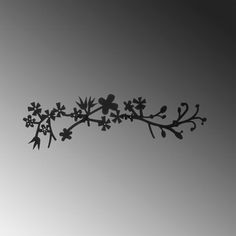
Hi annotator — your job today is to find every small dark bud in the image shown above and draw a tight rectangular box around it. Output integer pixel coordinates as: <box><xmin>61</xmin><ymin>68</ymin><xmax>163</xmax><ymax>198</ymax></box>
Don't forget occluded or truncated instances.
<box><xmin>161</xmin><ymin>130</ymin><xmax>166</xmax><ymax>138</ymax></box>
<box><xmin>160</xmin><ymin>105</ymin><xmax>167</xmax><ymax>113</ymax></box>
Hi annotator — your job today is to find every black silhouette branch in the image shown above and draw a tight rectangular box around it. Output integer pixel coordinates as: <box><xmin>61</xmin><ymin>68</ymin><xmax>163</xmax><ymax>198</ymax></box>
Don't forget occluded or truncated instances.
<box><xmin>23</xmin><ymin>95</ymin><xmax>207</xmax><ymax>150</ymax></box>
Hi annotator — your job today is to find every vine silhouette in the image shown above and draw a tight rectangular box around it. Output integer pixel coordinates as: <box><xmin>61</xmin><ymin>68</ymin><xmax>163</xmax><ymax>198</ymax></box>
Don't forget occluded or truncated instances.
<box><xmin>23</xmin><ymin>94</ymin><xmax>207</xmax><ymax>149</ymax></box>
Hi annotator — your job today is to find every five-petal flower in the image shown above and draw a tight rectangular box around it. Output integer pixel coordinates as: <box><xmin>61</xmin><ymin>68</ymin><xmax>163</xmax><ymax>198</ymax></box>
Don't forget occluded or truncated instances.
<box><xmin>98</xmin><ymin>94</ymin><xmax>118</xmax><ymax>115</ymax></box>
<box><xmin>98</xmin><ymin>116</ymin><xmax>111</xmax><ymax>131</ymax></box>
<box><xmin>40</xmin><ymin>124</ymin><xmax>50</xmax><ymax>135</ymax></box>
<box><xmin>70</xmin><ymin>107</ymin><xmax>82</xmax><ymax>121</ymax></box>
<box><xmin>23</xmin><ymin>115</ymin><xmax>36</xmax><ymax>127</ymax></box>
<box><xmin>133</xmin><ymin>97</ymin><xmax>146</xmax><ymax>111</ymax></box>
<box><xmin>28</xmin><ymin>102</ymin><xmax>42</xmax><ymax>116</ymax></box>
<box><xmin>42</xmin><ymin>110</ymin><xmax>56</xmax><ymax>123</ymax></box>
<box><xmin>53</xmin><ymin>102</ymin><xmax>66</xmax><ymax>117</ymax></box>
<box><xmin>124</xmin><ymin>101</ymin><xmax>134</xmax><ymax>112</ymax></box>
<box><xmin>110</xmin><ymin>110</ymin><xmax>123</xmax><ymax>123</ymax></box>
<box><xmin>59</xmin><ymin>128</ymin><xmax>72</xmax><ymax>141</ymax></box>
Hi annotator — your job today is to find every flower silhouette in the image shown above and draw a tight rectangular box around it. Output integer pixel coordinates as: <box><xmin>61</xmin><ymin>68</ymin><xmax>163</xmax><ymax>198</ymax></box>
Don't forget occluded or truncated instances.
<box><xmin>39</xmin><ymin>124</ymin><xmax>50</xmax><ymax>135</ymax></box>
<box><xmin>70</xmin><ymin>107</ymin><xmax>82</xmax><ymax>121</ymax></box>
<box><xmin>59</xmin><ymin>128</ymin><xmax>72</xmax><ymax>141</ymax></box>
<box><xmin>42</xmin><ymin>110</ymin><xmax>56</xmax><ymax>123</ymax></box>
<box><xmin>28</xmin><ymin>102</ymin><xmax>42</xmax><ymax>116</ymax></box>
<box><xmin>133</xmin><ymin>97</ymin><xmax>146</xmax><ymax>111</ymax></box>
<box><xmin>124</xmin><ymin>101</ymin><xmax>134</xmax><ymax>112</ymax></box>
<box><xmin>98</xmin><ymin>94</ymin><xmax>118</xmax><ymax>115</ymax></box>
<box><xmin>110</xmin><ymin>110</ymin><xmax>123</xmax><ymax>123</ymax></box>
<box><xmin>53</xmin><ymin>102</ymin><xmax>66</xmax><ymax>117</ymax></box>
<box><xmin>23</xmin><ymin>115</ymin><xmax>36</xmax><ymax>127</ymax></box>
<box><xmin>98</xmin><ymin>116</ymin><xmax>111</xmax><ymax>131</ymax></box>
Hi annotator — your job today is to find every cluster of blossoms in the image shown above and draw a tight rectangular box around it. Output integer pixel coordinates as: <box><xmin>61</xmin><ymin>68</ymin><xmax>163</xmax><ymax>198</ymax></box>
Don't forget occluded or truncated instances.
<box><xmin>23</xmin><ymin>94</ymin><xmax>207</xmax><ymax>149</ymax></box>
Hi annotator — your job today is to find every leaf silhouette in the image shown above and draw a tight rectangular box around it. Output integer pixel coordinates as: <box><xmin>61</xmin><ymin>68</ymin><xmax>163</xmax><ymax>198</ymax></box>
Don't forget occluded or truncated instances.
<box><xmin>29</xmin><ymin>136</ymin><xmax>41</xmax><ymax>150</ymax></box>
<box><xmin>161</xmin><ymin>130</ymin><xmax>166</xmax><ymax>138</ymax></box>
<box><xmin>88</xmin><ymin>97</ymin><xmax>96</xmax><ymax>108</ymax></box>
<box><xmin>76</xmin><ymin>97</ymin><xmax>88</xmax><ymax>110</ymax></box>
<box><xmin>174</xmin><ymin>131</ymin><xmax>183</xmax><ymax>139</ymax></box>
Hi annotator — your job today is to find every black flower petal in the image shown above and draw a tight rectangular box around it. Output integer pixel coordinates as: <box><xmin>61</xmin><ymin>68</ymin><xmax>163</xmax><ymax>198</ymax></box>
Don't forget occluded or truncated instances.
<box><xmin>28</xmin><ymin>102</ymin><xmax>42</xmax><ymax>116</ymax></box>
<box><xmin>39</xmin><ymin>124</ymin><xmax>50</xmax><ymax>135</ymax></box>
<box><xmin>59</xmin><ymin>128</ymin><xmax>72</xmax><ymax>141</ymax></box>
<box><xmin>23</xmin><ymin>115</ymin><xmax>36</xmax><ymax>127</ymax></box>
<box><xmin>124</xmin><ymin>101</ymin><xmax>134</xmax><ymax>112</ymax></box>
<box><xmin>110</xmin><ymin>110</ymin><xmax>122</xmax><ymax>123</ymax></box>
<box><xmin>42</xmin><ymin>110</ymin><xmax>56</xmax><ymax>123</ymax></box>
<box><xmin>98</xmin><ymin>94</ymin><xmax>118</xmax><ymax>115</ymax></box>
<box><xmin>70</xmin><ymin>108</ymin><xmax>82</xmax><ymax>121</ymax></box>
<box><xmin>133</xmin><ymin>97</ymin><xmax>146</xmax><ymax>111</ymax></box>
<box><xmin>98</xmin><ymin>116</ymin><xmax>111</xmax><ymax>131</ymax></box>
<box><xmin>53</xmin><ymin>102</ymin><xmax>66</xmax><ymax>117</ymax></box>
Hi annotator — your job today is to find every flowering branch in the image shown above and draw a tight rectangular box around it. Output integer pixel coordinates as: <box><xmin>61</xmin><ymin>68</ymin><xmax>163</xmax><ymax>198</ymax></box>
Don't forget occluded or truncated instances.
<box><xmin>23</xmin><ymin>95</ymin><xmax>207</xmax><ymax>149</ymax></box>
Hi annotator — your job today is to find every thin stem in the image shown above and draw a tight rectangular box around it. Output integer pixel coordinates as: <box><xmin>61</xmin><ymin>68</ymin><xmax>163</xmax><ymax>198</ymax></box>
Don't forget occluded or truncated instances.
<box><xmin>48</xmin><ymin>120</ymin><xmax>57</xmax><ymax>140</ymax></box>
<box><xmin>177</xmin><ymin>103</ymin><xmax>188</xmax><ymax>120</ymax></box>
<box><xmin>38</xmin><ymin>113</ymin><xmax>42</xmax><ymax>120</ymax></box>
<box><xmin>48</xmin><ymin>135</ymin><xmax>52</xmax><ymax>148</ymax></box>
<box><xmin>134</xmin><ymin>117</ymin><xmax>183</xmax><ymax>138</ymax></box>
<box><xmin>63</xmin><ymin>113</ymin><xmax>73</xmax><ymax>117</ymax></box>
<box><xmin>89</xmin><ymin>106</ymin><xmax>102</xmax><ymax>115</ymax></box>
<box><xmin>143</xmin><ymin>113</ymin><xmax>161</xmax><ymax>119</ymax></box>
<box><xmin>88</xmin><ymin>118</ymin><xmax>102</xmax><ymax>123</ymax></box>
<box><xmin>68</xmin><ymin>118</ymin><xmax>87</xmax><ymax>131</ymax></box>
<box><xmin>47</xmin><ymin>119</ymin><xmax>57</xmax><ymax>148</ymax></box>
<box><xmin>135</xmin><ymin>117</ymin><xmax>165</xmax><ymax>129</ymax></box>
<box><xmin>35</xmin><ymin>120</ymin><xmax>43</xmax><ymax>136</ymax></box>
<box><xmin>140</xmin><ymin>109</ymin><xmax>143</xmax><ymax>117</ymax></box>
<box><xmin>148</xmin><ymin>123</ymin><xmax>155</xmax><ymax>138</ymax></box>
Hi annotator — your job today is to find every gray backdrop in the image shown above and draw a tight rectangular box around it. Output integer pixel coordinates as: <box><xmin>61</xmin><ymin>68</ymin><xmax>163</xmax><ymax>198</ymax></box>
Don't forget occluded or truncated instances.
<box><xmin>0</xmin><ymin>1</ymin><xmax>234</xmax><ymax>236</ymax></box>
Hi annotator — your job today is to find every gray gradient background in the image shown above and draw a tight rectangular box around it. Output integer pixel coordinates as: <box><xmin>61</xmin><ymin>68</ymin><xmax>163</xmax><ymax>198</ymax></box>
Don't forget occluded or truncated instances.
<box><xmin>0</xmin><ymin>1</ymin><xmax>234</xmax><ymax>235</ymax></box>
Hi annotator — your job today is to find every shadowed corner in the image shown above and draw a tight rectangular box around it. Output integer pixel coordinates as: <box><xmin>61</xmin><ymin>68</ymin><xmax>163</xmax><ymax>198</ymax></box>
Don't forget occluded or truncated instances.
<box><xmin>22</xmin><ymin>95</ymin><xmax>207</xmax><ymax>150</ymax></box>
